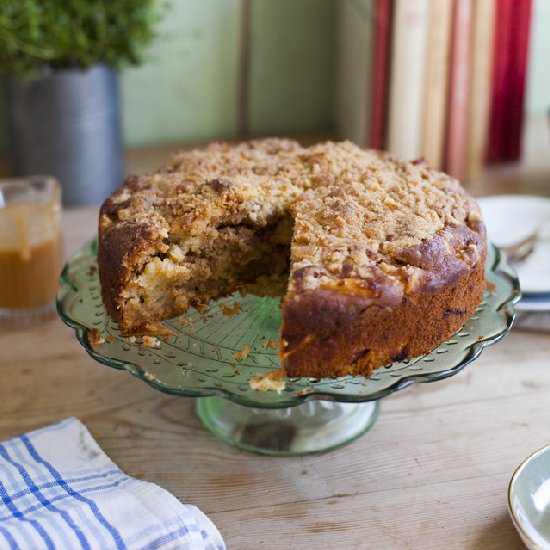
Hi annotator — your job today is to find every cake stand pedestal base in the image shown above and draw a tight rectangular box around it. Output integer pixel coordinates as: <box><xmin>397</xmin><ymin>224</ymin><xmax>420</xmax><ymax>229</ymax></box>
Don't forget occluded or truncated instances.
<box><xmin>196</xmin><ymin>397</ymin><xmax>380</xmax><ymax>456</ymax></box>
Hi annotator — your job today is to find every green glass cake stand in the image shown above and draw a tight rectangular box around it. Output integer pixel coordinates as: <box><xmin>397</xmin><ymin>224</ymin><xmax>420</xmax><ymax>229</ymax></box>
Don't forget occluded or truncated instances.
<box><xmin>57</xmin><ymin>241</ymin><xmax>519</xmax><ymax>456</ymax></box>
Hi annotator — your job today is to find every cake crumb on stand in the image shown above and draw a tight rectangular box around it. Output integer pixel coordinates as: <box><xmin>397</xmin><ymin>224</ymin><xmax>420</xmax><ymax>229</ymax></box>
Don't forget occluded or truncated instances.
<box><xmin>142</xmin><ymin>335</ymin><xmax>161</xmax><ymax>348</ymax></box>
<box><xmin>143</xmin><ymin>322</ymin><xmax>175</xmax><ymax>337</ymax></box>
<box><xmin>233</xmin><ymin>344</ymin><xmax>250</xmax><ymax>360</ymax></box>
<box><xmin>222</xmin><ymin>302</ymin><xmax>242</xmax><ymax>316</ymax></box>
<box><xmin>249</xmin><ymin>369</ymin><xmax>286</xmax><ymax>394</ymax></box>
<box><xmin>263</xmin><ymin>339</ymin><xmax>278</xmax><ymax>350</ymax></box>
<box><xmin>88</xmin><ymin>329</ymin><xmax>105</xmax><ymax>346</ymax></box>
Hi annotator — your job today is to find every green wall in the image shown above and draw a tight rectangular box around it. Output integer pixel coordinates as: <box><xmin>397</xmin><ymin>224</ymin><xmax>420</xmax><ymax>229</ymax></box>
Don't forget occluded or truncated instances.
<box><xmin>122</xmin><ymin>0</ymin><xmax>337</xmax><ymax>144</ymax></box>
<box><xmin>121</xmin><ymin>0</ymin><xmax>241</xmax><ymax>146</ymax></box>
<box><xmin>248</xmin><ymin>0</ymin><xmax>336</xmax><ymax>135</ymax></box>
<box><xmin>0</xmin><ymin>0</ymin><xmax>338</xmax><ymax>154</ymax></box>
<box><xmin>1</xmin><ymin>0</ymin><xmax>548</xmax><ymax>156</ymax></box>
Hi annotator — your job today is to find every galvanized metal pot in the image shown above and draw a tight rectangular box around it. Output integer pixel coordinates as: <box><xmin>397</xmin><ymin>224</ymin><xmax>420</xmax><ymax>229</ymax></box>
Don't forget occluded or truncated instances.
<box><xmin>8</xmin><ymin>64</ymin><xmax>123</xmax><ymax>205</ymax></box>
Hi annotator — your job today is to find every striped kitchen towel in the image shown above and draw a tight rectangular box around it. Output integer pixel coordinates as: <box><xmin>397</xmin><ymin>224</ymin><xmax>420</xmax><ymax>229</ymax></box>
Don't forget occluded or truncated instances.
<box><xmin>0</xmin><ymin>418</ymin><xmax>224</xmax><ymax>550</ymax></box>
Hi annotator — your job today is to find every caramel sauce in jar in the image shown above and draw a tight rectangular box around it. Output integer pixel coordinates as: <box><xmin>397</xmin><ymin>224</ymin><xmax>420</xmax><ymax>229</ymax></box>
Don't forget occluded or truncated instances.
<box><xmin>0</xmin><ymin>203</ymin><xmax>62</xmax><ymax>310</ymax></box>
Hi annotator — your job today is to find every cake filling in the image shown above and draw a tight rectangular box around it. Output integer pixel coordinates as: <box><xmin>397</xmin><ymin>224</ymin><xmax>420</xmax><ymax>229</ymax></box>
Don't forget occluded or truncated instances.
<box><xmin>121</xmin><ymin>214</ymin><xmax>293</xmax><ymax>328</ymax></box>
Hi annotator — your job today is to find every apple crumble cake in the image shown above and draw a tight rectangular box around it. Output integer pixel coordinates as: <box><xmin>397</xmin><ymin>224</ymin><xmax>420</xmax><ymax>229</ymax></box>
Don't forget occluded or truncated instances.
<box><xmin>98</xmin><ymin>139</ymin><xmax>486</xmax><ymax>378</ymax></box>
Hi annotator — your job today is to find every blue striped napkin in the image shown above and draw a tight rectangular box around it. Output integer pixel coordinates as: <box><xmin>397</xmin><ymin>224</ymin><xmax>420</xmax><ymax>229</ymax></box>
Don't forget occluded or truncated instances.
<box><xmin>0</xmin><ymin>418</ymin><xmax>225</xmax><ymax>550</ymax></box>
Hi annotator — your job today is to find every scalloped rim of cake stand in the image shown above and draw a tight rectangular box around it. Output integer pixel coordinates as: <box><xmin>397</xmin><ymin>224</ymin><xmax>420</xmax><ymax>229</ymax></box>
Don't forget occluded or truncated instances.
<box><xmin>57</xmin><ymin>241</ymin><xmax>520</xmax><ymax>409</ymax></box>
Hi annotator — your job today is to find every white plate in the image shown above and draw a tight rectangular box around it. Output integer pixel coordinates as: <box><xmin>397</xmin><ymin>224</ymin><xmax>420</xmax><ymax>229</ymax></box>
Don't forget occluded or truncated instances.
<box><xmin>509</xmin><ymin>445</ymin><xmax>550</xmax><ymax>550</ymax></box>
<box><xmin>477</xmin><ymin>196</ymin><xmax>550</xmax><ymax>295</ymax></box>
<box><xmin>516</xmin><ymin>296</ymin><xmax>550</xmax><ymax>312</ymax></box>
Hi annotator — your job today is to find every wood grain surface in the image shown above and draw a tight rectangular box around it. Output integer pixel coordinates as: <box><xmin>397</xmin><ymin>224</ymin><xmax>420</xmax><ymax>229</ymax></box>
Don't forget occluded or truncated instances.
<box><xmin>1</xmin><ymin>200</ymin><xmax>549</xmax><ymax>549</ymax></box>
<box><xmin>4</xmin><ymin>139</ymin><xmax>550</xmax><ymax>550</ymax></box>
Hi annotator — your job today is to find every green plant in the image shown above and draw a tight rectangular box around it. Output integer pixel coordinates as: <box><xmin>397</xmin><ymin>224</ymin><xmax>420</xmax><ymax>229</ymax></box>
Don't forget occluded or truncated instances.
<box><xmin>0</xmin><ymin>0</ymin><xmax>162</xmax><ymax>78</ymax></box>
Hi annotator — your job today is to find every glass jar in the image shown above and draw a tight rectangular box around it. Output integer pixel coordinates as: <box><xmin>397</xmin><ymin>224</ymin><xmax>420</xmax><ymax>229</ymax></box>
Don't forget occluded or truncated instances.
<box><xmin>0</xmin><ymin>177</ymin><xmax>62</xmax><ymax>326</ymax></box>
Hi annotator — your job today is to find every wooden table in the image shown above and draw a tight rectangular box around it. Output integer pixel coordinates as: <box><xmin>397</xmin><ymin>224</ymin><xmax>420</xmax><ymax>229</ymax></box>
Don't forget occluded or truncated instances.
<box><xmin>1</xmin><ymin>206</ymin><xmax>549</xmax><ymax>550</ymax></box>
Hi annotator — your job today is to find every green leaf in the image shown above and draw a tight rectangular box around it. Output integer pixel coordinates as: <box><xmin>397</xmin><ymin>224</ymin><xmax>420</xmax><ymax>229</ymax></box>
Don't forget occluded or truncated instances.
<box><xmin>0</xmin><ymin>0</ymin><xmax>164</xmax><ymax>79</ymax></box>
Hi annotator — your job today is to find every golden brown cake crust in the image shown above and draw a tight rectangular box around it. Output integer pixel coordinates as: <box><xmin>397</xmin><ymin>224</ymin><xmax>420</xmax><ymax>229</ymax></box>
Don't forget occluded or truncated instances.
<box><xmin>281</xmin><ymin>225</ymin><xmax>486</xmax><ymax>378</ymax></box>
<box><xmin>97</xmin><ymin>138</ymin><xmax>487</xmax><ymax>376</ymax></box>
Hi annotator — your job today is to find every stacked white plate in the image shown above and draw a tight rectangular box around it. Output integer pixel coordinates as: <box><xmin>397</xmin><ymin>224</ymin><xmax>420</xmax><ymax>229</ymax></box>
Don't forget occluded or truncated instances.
<box><xmin>477</xmin><ymin>195</ymin><xmax>550</xmax><ymax>312</ymax></box>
